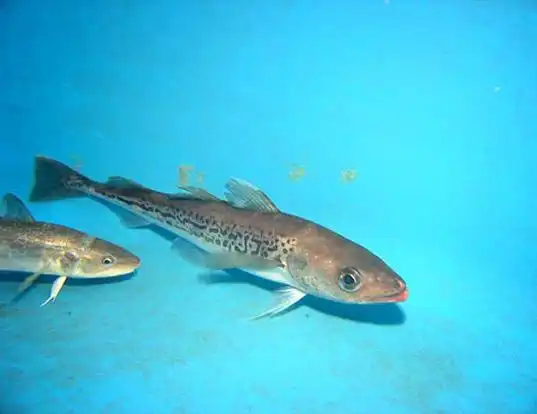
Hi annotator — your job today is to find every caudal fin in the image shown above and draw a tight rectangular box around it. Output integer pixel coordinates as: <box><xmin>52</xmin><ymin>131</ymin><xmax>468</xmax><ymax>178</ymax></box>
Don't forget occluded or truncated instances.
<box><xmin>29</xmin><ymin>156</ymin><xmax>90</xmax><ymax>202</ymax></box>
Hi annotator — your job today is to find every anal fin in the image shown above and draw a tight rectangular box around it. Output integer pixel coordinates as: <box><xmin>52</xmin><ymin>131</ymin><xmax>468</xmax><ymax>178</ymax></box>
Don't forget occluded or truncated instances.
<box><xmin>17</xmin><ymin>272</ymin><xmax>41</xmax><ymax>293</ymax></box>
<box><xmin>116</xmin><ymin>209</ymin><xmax>150</xmax><ymax>228</ymax></box>
<box><xmin>101</xmin><ymin>202</ymin><xmax>151</xmax><ymax>228</ymax></box>
<box><xmin>9</xmin><ymin>272</ymin><xmax>41</xmax><ymax>304</ymax></box>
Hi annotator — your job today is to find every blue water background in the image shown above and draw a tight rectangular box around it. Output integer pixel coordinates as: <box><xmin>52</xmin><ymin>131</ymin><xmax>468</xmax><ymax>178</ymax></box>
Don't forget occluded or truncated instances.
<box><xmin>1</xmin><ymin>1</ymin><xmax>536</xmax><ymax>413</ymax></box>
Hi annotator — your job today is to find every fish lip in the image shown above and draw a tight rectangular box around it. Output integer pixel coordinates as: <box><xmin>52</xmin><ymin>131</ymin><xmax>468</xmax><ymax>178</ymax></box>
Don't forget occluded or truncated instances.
<box><xmin>365</xmin><ymin>288</ymin><xmax>408</xmax><ymax>304</ymax></box>
<box><xmin>387</xmin><ymin>278</ymin><xmax>408</xmax><ymax>302</ymax></box>
<box><xmin>365</xmin><ymin>279</ymin><xmax>408</xmax><ymax>303</ymax></box>
<box><xmin>385</xmin><ymin>287</ymin><xmax>408</xmax><ymax>302</ymax></box>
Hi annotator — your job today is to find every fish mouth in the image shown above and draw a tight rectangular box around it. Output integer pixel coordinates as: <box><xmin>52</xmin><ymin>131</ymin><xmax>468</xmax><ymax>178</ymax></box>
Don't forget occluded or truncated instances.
<box><xmin>366</xmin><ymin>278</ymin><xmax>408</xmax><ymax>304</ymax></box>
<box><xmin>383</xmin><ymin>287</ymin><xmax>408</xmax><ymax>303</ymax></box>
<box><xmin>90</xmin><ymin>259</ymin><xmax>141</xmax><ymax>278</ymax></box>
<box><xmin>384</xmin><ymin>278</ymin><xmax>408</xmax><ymax>302</ymax></box>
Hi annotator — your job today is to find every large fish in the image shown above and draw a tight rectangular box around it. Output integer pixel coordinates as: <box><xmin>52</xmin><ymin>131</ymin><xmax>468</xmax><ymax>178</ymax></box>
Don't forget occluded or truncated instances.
<box><xmin>0</xmin><ymin>192</ymin><xmax>140</xmax><ymax>306</ymax></box>
<box><xmin>29</xmin><ymin>156</ymin><xmax>408</xmax><ymax>319</ymax></box>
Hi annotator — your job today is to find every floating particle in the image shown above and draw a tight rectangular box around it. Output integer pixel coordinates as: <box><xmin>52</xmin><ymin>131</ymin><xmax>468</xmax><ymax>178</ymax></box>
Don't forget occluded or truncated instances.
<box><xmin>341</xmin><ymin>168</ymin><xmax>358</xmax><ymax>183</ymax></box>
<box><xmin>288</xmin><ymin>164</ymin><xmax>306</xmax><ymax>181</ymax></box>
<box><xmin>196</xmin><ymin>171</ymin><xmax>205</xmax><ymax>185</ymax></box>
<box><xmin>178</xmin><ymin>164</ymin><xmax>194</xmax><ymax>186</ymax></box>
<box><xmin>493</xmin><ymin>86</ymin><xmax>501</xmax><ymax>93</ymax></box>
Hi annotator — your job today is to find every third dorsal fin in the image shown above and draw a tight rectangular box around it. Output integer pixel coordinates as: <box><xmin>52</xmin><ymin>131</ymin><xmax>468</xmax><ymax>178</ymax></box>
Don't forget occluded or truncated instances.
<box><xmin>171</xmin><ymin>186</ymin><xmax>222</xmax><ymax>201</ymax></box>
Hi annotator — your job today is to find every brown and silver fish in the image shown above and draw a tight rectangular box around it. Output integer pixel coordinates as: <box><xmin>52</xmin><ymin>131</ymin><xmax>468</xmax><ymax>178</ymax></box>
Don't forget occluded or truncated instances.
<box><xmin>29</xmin><ymin>156</ymin><xmax>408</xmax><ymax>319</ymax></box>
<box><xmin>0</xmin><ymin>193</ymin><xmax>140</xmax><ymax>306</ymax></box>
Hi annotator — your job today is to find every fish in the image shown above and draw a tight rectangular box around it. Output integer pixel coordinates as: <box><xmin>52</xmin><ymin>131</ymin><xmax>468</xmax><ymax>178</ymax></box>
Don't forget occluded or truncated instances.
<box><xmin>0</xmin><ymin>192</ymin><xmax>141</xmax><ymax>306</ymax></box>
<box><xmin>29</xmin><ymin>156</ymin><xmax>408</xmax><ymax>319</ymax></box>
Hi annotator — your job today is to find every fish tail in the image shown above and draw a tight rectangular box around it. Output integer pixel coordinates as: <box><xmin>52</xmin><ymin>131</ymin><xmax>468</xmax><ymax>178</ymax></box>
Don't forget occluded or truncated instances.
<box><xmin>29</xmin><ymin>156</ymin><xmax>92</xmax><ymax>202</ymax></box>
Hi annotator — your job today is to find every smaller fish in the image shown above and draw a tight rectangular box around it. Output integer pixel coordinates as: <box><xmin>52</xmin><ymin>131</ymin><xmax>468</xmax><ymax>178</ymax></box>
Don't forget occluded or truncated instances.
<box><xmin>0</xmin><ymin>193</ymin><xmax>141</xmax><ymax>306</ymax></box>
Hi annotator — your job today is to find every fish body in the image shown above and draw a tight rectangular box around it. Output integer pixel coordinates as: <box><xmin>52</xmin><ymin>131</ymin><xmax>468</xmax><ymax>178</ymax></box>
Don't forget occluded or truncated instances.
<box><xmin>0</xmin><ymin>193</ymin><xmax>140</xmax><ymax>306</ymax></box>
<box><xmin>30</xmin><ymin>156</ymin><xmax>408</xmax><ymax>318</ymax></box>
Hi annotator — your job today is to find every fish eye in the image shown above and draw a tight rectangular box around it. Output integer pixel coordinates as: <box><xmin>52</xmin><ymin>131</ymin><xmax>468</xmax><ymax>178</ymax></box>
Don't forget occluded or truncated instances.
<box><xmin>101</xmin><ymin>256</ymin><xmax>116</xmax><ymax>266</ymax></box>
<box><xmin>338</xmin><ymin>268</ymin><xmax>362</xmax><ymax>293</ymax></box>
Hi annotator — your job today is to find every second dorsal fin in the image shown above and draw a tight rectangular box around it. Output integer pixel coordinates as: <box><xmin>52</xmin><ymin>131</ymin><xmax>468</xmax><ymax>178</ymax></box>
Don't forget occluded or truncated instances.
<box><xmin>224</xmin><ymin>178</ymin><xmax>279</xmax><ymax>213</ymax></box>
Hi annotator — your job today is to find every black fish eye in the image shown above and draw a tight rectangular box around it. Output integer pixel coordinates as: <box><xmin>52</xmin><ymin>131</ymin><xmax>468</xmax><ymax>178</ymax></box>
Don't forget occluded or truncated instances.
<box><xmin>101</xmin><ymin>256</ymin><xmax>115</xmax><ymax>266</ymax></box>
<box><xmin>338</xmin><ymin>268</ymin><xmax>362</xmax><ymax>293</ymax></box>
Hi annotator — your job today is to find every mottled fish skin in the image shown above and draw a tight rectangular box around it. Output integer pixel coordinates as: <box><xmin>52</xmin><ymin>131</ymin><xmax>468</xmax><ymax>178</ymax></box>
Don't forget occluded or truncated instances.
<box><xmin>170</xmin><ymin>201</ymin><xmax>407</xmax><ymax>305</ymax></box>
<box><xmin>31</xmin><ymin>161</ymin><xmax>298</xmax><ymax>266</ymax></box>
<box><xmin>57</xmin><ymin>181</ymin><xmax>298</xmax><ymax>272</ymax></box>
<box><xmin>0</xmin><ymin>192</ymin><xmax>141</xmax><ymax>306</ymax></box>
<box><xmin>29</xmin><ymin>156</ymin><xmax>408</xmax><ymax>313</ymax></box>
<box><xmin>0</xmin><ymin>220</ymin><xmax>139</xmax><ymax>278</ymax></box>
<box><xmin>0</xmin><ymin>220</ymin><xmax>88</xmax><ymax>275</ymax></box>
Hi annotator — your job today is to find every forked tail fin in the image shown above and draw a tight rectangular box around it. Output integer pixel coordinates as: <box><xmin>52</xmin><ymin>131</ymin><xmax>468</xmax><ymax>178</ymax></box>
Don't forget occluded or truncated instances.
<box><xmin>29</xmin><ymin>156</ymin><xmax>90</xmax><ymax>202</ymax></box>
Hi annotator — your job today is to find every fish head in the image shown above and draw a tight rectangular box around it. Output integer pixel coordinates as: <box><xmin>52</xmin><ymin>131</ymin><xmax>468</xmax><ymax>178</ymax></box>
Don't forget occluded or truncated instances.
<box><xmin>291</xmin><ymin>233</ymin><xmax>407</xmax><ymax>304</ymax></box>
<box><xmin>71</xmin><ymin>238</ymin><xmax>141</xmax><ymax>278</ymax></box>
<box><xmin>329</xmin><ymin>261</ymin><xmax>408</xmax><ymax>305</ymax></box>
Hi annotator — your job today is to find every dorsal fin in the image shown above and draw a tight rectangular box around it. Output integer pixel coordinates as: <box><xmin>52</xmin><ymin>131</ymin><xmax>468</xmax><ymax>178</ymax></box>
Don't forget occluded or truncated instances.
<box><xmin>106</xmin><ymin>176</ymin><xmax>147</xmax><ymax>190</ymax></box>
<box><xmin>171</xmin><ymin>186</ymin><xmax>222</xmax><ymax>201</ymax></box>
<box><xmin>2</xmin><ymin>193</ymin><xmax>35</xmax><ymax>222</ymax></box>
<box><xmin>224</xmin><ymin>178</ymin><xmax>279</xmax><ymax>213</ymax></box>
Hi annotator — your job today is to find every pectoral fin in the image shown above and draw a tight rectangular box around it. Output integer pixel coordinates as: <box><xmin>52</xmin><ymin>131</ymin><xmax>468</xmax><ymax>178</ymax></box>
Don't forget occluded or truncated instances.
<box><xmin>171</xmin><ymin>237</ymin><xmax>282</xmax><ymax>271</ymax></box>
<box><xmin>249</xmin><ymin>287</ymin><xmax>306</xmax><ymax>320</ymax></box>
<box><xmin>40</xmin><ymin>276</ymin><xmax>67</xmax><ymax>307</ymax></box>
